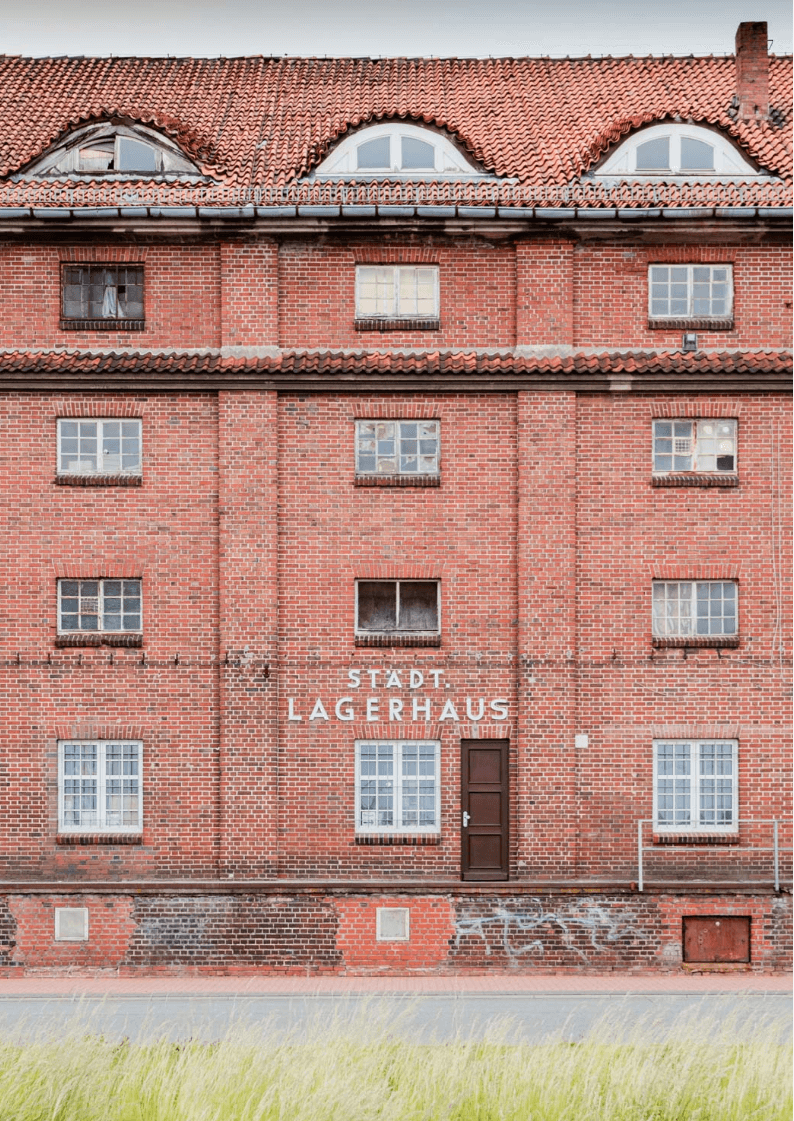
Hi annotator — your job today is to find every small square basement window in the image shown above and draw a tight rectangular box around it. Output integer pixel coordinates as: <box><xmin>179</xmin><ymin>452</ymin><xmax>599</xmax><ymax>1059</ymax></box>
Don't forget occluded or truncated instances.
<box><xmin>55</xmin><ymin>907</ymin><xmax>89</xmax><ymax>942</ymax></box>
<box><xmin>377</xmin><ymin>907</ymin><xmax>410</xmax><ymax>941</ymax></box>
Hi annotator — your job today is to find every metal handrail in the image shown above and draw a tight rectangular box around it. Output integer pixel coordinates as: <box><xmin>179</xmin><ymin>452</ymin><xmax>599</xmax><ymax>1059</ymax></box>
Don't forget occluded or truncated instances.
<box><xmin>637</xmin><ymin>818</ymin><xmax>792</xmax><ymax>892</ymax></box>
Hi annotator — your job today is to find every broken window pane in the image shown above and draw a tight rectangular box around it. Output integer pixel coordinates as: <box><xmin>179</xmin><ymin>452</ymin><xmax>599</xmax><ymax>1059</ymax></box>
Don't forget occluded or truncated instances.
<box><xmin>62</xmin><ymin>265</ymin><xmax>144</xmax><ymax>321</ymax></box>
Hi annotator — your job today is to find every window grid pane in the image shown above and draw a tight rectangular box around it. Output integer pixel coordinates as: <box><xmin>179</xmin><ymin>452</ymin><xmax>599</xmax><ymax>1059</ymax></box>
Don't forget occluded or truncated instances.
<box><xmin>60</xmin><ymin>741</ymin><xmax>141</xmax><ymax>832</ymax></box>
<box><xmin>653</xmin><ymin>581</ymin><xmax>737</xmax><ymax>637</ymax></box>
<box><xmin>356</xmin><ymin>420</ymin><xmax>439</xmax><ymax>477</ymax></box>
<box><xmin>656</xmin><ymin>740</ymin><xmax>736</xmax><ymax>831</ymax></box>
<box><xmin>356</xmin><ymin>266</ymin><xmax>438</xmax><ymax>319</ymax></box>
<box><xmin>62</xmin><ymin>265</ymin><xmax>144</xmax><ymax>321</ymax></box>
<box><xmin>58</xmin><ymin>419</ymin><xmax>142</xmax><ymax>476</ymax></box>
<box><xmin>358</xmin><ymin>741</ymin><xmax>439</xmax><ymax>832</ymax></box>
<box><xmin>58</xmin><ymin>578</ymin><xmax>142</xmax><ymax>634</ymax></box>
<box><xmin>648</xmin><ymin>265</ymin><xmax>732</xmax><ymax>318</ymax></box>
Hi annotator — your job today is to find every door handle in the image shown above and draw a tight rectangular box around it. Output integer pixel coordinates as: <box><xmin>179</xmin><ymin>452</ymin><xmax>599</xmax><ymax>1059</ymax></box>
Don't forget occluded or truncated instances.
<box><xmin>462</xmin><ymin>811</ymin><xmax>470</xmax><ymax>828</ymax></box>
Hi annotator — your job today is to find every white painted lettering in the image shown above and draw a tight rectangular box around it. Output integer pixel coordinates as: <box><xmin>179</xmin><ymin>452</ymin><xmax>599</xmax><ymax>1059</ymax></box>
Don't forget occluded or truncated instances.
<box><xmin>490</xmin><ymin>698</ymin><xmax>509</xmax><ymax>720</ymax></box>
<box><xmin>335</xmin><ymin>697</ymin><xmax>354</xmax><ymax>721</ymax></box>
<box><xmin>466</xmin><ymin>697</ymin><xmax>486</xmax><ymax>720</ymax></box>
<box><xmin>287</xmin><ymin>697</ymin><xmax>303</xmax><ymax>722</ymax></box>
<box><xmin>439</xmin><ymin>699</ymin><xmax>459</xmax><ymax>721</ymax></box>
<box><xmin>347</xmin><ymin>669</ymin><xmax>361</xmax><ymax>689</ymax></box>
<box><xmin>409</xmin><ymin>669</ymin><xmax>424</xmax><ymax>689</ymax></box>
<box><xmin>368</xmin><ymin>670</ymin><xmax>381</xmax><ymax>688</ymax></box>
<box><xmin>412</xmin><ymin>697</ymin><xmax>431</xmax><ymax>720</ymax></box>
<box><xmin>429</xmin><ymin>670</ymin><xmax>443</xmax><ymax>687</ymax></box>
<box><xmin>385</xmin><ymin>670</ymin><xmax>402</xmax><ymax>689</ymax></box>
<box><xmin>309</xmin><ymin>698</ymin><xmax>329</xmax><ymax>721</ymax></box>
<box><xmin>388</xmin><ymin>697</ymin><xmax>404</xmax><ymax>721</ymax></box>
<box><xmin>366</xmin><ymin>696</ymin><xmax>380</xmax><ymax>721</ymax></box>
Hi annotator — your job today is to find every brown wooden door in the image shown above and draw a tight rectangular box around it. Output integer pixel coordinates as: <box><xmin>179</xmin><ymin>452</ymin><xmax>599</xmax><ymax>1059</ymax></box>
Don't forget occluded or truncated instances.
<box><xmin>461</xmin><ymin>739</ymin><xmax>509</xmax><ymax>881</ymax></box>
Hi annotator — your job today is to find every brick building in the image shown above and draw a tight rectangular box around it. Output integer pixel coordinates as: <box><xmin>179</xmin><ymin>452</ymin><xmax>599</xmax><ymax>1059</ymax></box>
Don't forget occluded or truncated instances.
<box><xmin>0</xmin><ymin>22</ymin><xmax>791</xmax><ymax>974</ymax></box>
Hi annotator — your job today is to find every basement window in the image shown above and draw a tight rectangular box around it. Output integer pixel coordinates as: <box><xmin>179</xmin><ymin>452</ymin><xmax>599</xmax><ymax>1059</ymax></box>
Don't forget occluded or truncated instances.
<box><xmin>61</xmin><ymin>265</ymin><xmax>145</xmax><ymax>331</ymax></box>
<box><xmin>57</xmin><ymin>578</ymin><xmax>142</xmax><ymax>645</ymax></box>
<box><xmin>652</xmin><ymin>581</ymin><xmax>738</xmax><ymax>645</ymax></box>
<box><xmin>653</xmin><ymin>739</ymin><xmax>738</xmax><ymax>833</ymax></box>
<box><xmin>57</xmin><ymin>419</ymin><xmax>142</xmax><ymax>479</ymax></box>
<box><xmin>356</xmin><ymin>741</ymin><xmax>441</xmax><ymax>834</ymax></box>
<box><xmin>355</xmin><ymin>580</ymin><xmax>440</xmax><ymax>646</ymax></box>
<box><xmin>58</xmin><ymin>740</ymin><xmax>142</xmax><ymax>833</ymax></box>
<box><xmin>356</xmin><ymin>420</ymin><xmax>440</xmax><ymax>481</ymax></box>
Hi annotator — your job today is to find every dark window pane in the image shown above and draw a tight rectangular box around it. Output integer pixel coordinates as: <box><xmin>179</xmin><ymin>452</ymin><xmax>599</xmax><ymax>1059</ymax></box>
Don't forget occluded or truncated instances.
<box><xmin>358</xmin><ymin>582</ymin><xmax>397</xmax><ymax>631</ymax></box>
<box><xmin>399</xmin><ymin>582</ymin><xmax>438</xmax><ymax>632</ymax></box>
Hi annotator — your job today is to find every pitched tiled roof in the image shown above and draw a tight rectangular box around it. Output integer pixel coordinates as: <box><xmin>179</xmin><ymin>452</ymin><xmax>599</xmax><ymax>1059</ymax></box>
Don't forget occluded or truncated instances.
<box><xmin>0</xmin><ymin>54</ymin><xmax>790</xmax><ymax>208</ymax></box>
<box><xmin>0</xmin><ymin>348</ymin><xmax>789</xmax><ymax>386</ymax></box>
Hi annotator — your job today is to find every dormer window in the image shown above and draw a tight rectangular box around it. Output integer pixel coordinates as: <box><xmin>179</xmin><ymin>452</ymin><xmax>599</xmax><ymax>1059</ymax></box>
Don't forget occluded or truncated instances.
<box><xmin>594</xmin><ymin>123</ymin><xmax>763</xmax><ymax>180</ymax></box>
<box><xmin>312</xmin><ymin>122</ymin><xmax>487</xmax><ymax>178</ymax></box>
<box><xmin>20</xmin><ymin>122</ymin><xmax>201</xmax><ymax>179</ymax></box>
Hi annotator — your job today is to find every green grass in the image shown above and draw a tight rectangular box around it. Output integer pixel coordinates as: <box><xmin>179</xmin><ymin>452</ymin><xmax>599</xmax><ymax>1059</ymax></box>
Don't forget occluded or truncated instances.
<box><xmin>0</xmin><ymin>1008</ymin><xmax>789</xmax><ymax>1121</ymax></box>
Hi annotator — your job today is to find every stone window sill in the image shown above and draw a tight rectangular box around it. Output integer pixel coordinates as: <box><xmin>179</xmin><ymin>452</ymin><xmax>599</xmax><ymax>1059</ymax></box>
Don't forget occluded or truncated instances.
<box><xmin>354</xmin><ymin>317</ymin><xmax>440</xmax><ymax>332</ymax></box>
<box><xmin>55</xmin><ymin>633</ymin><xmax>143</xmax><ymax>648</ymax></box>
<box><xmin>652</xmin><ymin>636</ymin><xmax>739</xmax><ymax>649</ymax></box>
<box><xmin>355</xmin><ymin>834</ymin><xmax>441</xmax><ymax>846</ymax></box>
<box><xmin>355</xmin><ymin>634</ymin><xmax>441</xmax><ymax>648</ymax></box>
<box><xmin>60</xmin><ymin>318</ymin><xmax>145</xmax><ymax>332</ymax></box>
<box><xmin>647</xmin><ymin>318</ymin><xmax>734</xmax><ymax>331</ymax></box>
<box><xmin>652</xmin><ymin>474</ymin><xmax>738</xmax><ymax>488</ymax></box>
<box><xmin>653</xmin><ymin>833</ymin><xmax>740</xmax><ymax>845</ymax></box>
<box><xmin>55</xmin><ymin>474</ymin><xmax>142</xmax><ymax>487</ymax></box>
<box><xmin>56</xmin><ymin>833</ymin><xmax>143</xmax><ymax>845</ymax></box>
<box><xmin>355</xmin><ymin>475</ymin><xmax>440</xmax><ymax>488</ymax></box>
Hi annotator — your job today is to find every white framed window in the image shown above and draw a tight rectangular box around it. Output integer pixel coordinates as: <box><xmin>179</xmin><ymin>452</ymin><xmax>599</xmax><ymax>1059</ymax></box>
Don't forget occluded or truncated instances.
<box><xmin>58</xmin><ymin>579</ymin><xmax>142</xmax><ymax>634</ymax></box>
<box><xmin>312</xmin><ymin>122</ymin><xmax>483</xmax><ymax>178</ymax></box>
<box><xmin>594</xmin><ymin>123</ymin><xmax>762</xmax><ymax>180</ymax></box>
<box><xmin>356</xmin><ymin>580</ymin><xmax>440</xmax><ymax>637</ymax></box>
<box><xmin>653</xmin><ymin>740</ymin><xmax>738</xmax><ymax>832</ymax></box>
<box><xmin>355</xmin><ymin>266</ymin><xmax>439</xmax><ymax>319</ymax></box>
<box><xmin>356</xmin><ymin>740</ymin><xmax>440</xmax><ymax>833</ymax></box>
<box><xmin>58</xmin><ymin>740</ymin><xmax>142</xmax><ymax>833</ymax></box>
<box><xmin>648</xmin><ymin>265</ymin><xmax>733</xmax><ymax>320</ymax></box>
<box><xmin>653</xmin><ymin>420</ymin><xmax>737</xmax><ymax>475</ymax></box>
<box><xmin>356</xmin><ymin>420</ymin><xmax>440</xmax><ymax>477</ymax></box>
<box><xmin>57</xmin><ymin>419</ymin><xmax>142</xmax><ymax>476</ymax></box>
<box><xmin>652</xmin><ymin>581</ymin><xmax>737</xmax><ymax>638</ymax></box>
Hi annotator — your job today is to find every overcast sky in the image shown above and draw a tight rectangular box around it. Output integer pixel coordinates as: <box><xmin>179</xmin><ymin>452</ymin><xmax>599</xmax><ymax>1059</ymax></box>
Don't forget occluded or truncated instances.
<box><xmin>0</xmin><ymin>0</ymin><xmax>791</xmax><ymax>58</ymax></box>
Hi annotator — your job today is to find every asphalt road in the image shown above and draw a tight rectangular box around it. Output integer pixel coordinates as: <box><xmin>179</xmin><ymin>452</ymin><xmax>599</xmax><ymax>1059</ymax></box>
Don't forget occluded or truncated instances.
<box><xmin>0</xmin><ymin>992</ymin><xmax>789</xmax><ymax>1044</ymax></box>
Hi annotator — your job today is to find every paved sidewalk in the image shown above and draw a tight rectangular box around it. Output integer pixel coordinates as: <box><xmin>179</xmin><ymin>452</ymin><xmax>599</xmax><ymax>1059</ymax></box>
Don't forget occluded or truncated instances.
<box><xmin>0</xmin><ymin>971</ymin><xmax>789</xmax><ymax>995</ymax></box>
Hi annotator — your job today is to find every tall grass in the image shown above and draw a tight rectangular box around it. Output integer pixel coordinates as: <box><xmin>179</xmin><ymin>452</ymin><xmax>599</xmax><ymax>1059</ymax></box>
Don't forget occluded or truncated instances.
<box><xmin>0</xmin><ymin>1005</ymin><xmax>789</xmax><ymax>1121</ymax></box>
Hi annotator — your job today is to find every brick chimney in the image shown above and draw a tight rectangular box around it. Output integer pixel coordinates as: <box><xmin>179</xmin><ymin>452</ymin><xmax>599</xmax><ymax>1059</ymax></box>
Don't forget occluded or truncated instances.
<box><xmin>735</xmin><ymin>21</ymin><xmax>769</xmax><ymax>120</ymax></box>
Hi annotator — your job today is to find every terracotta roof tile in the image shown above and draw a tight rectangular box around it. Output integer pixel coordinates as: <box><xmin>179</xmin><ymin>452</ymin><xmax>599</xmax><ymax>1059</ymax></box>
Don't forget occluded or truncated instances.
<box><xmin>0</xmin><ymin>54</ymin><xmax>790</xmax><ymax>206</ymax></box>
<box><xmin>0</xmin><ymin>347</ymin><xmax>788</xmax><ymax>381</ymax></box>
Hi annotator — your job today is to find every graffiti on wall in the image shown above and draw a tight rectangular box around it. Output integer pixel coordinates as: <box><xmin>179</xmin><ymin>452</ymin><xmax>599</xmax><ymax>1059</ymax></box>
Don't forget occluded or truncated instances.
<box><xmin>453</xmin><ymin>899</ymin><xmax>646</xmax><ymax>962</ymax></box>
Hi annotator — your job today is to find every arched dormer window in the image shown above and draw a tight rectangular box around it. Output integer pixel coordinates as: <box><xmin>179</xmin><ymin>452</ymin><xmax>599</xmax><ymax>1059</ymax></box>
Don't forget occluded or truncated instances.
<box><xmin>593</xmin><ymin>123</ymin><xmax>764</xmax><ymax>180</ymax></box>
<box><xmin>19</xmin><ymin>122</ymin><xmax>201</xmax><ymax>178</ymax></box>
<box><xmin>311</xmin><ymin>122</ymin><xmax>487</xmax><ymax>178</ymax></box>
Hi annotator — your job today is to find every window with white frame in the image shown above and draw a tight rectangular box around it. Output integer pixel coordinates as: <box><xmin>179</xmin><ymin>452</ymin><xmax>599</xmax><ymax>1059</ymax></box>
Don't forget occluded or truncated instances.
<box><xmin>356</xmin><ymin>580</ymin><xmax>439</xmax><ymax>636</ymax></box>
<box><xmin>312</xmin><ymin>122</ymin><xmax>484</xmax><ymax>178</ymax></box>
<box><xmin>356</xmin><ymin>740</ymin><xmax>440</xmax><ymax>833</ymax></box>
<box><xmin>356</xmin><ymin>420</ymin><xmax>440</xmax><ymax>477</ymax></box>
<box><xmin>23</xmin><ymin>122</ymin><xmax>200</xmax><ymax>179</ymax></box>
<box><xmin>593</xmin><ymin>123</ymin><xmax>762</xmax><ymax>180</ymax></box>
<box><xmin>648</xmin><ymin>265</ymin><xmax>733</xmax><ymax>320</ymax></box>
<box><xmin>652</xmin><ymin>581</ymin><xmax>737</xmax><ymax>639</ymax></box>
<box><xmin>355</xmin><ymin>266</ymin><xmax>439</xmax><ymax>319</ymax></box>
<box><xmin>652</xmin><ymin>419</ymin><xmax>736</xmax><ymax>475</ymax></box>
<box><xmin>57</xmin><ymin>419</ymin><xmax>142</xmax><ymax>476</ymax></box>
<box><xmin>58</xmin><ymin>579</ymin><xmax>142</xmax><ymax>634</ymax></box>
<box><xmin>58</xmin><ymin>740</ymin><xmax>142</xmax><ymax>833</ymax></box>
<box><xmin>654</xmin><ymin>739</ymin><xmax>737</xmax><ymax>832</ymax></box>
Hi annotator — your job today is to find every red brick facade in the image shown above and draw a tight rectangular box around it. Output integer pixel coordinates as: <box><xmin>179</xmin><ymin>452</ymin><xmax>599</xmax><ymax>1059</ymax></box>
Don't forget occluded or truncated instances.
<box><xmin>0</xmin><ymin>33</ymin><xmax>791</xmax><ymax>975</ymax></box>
